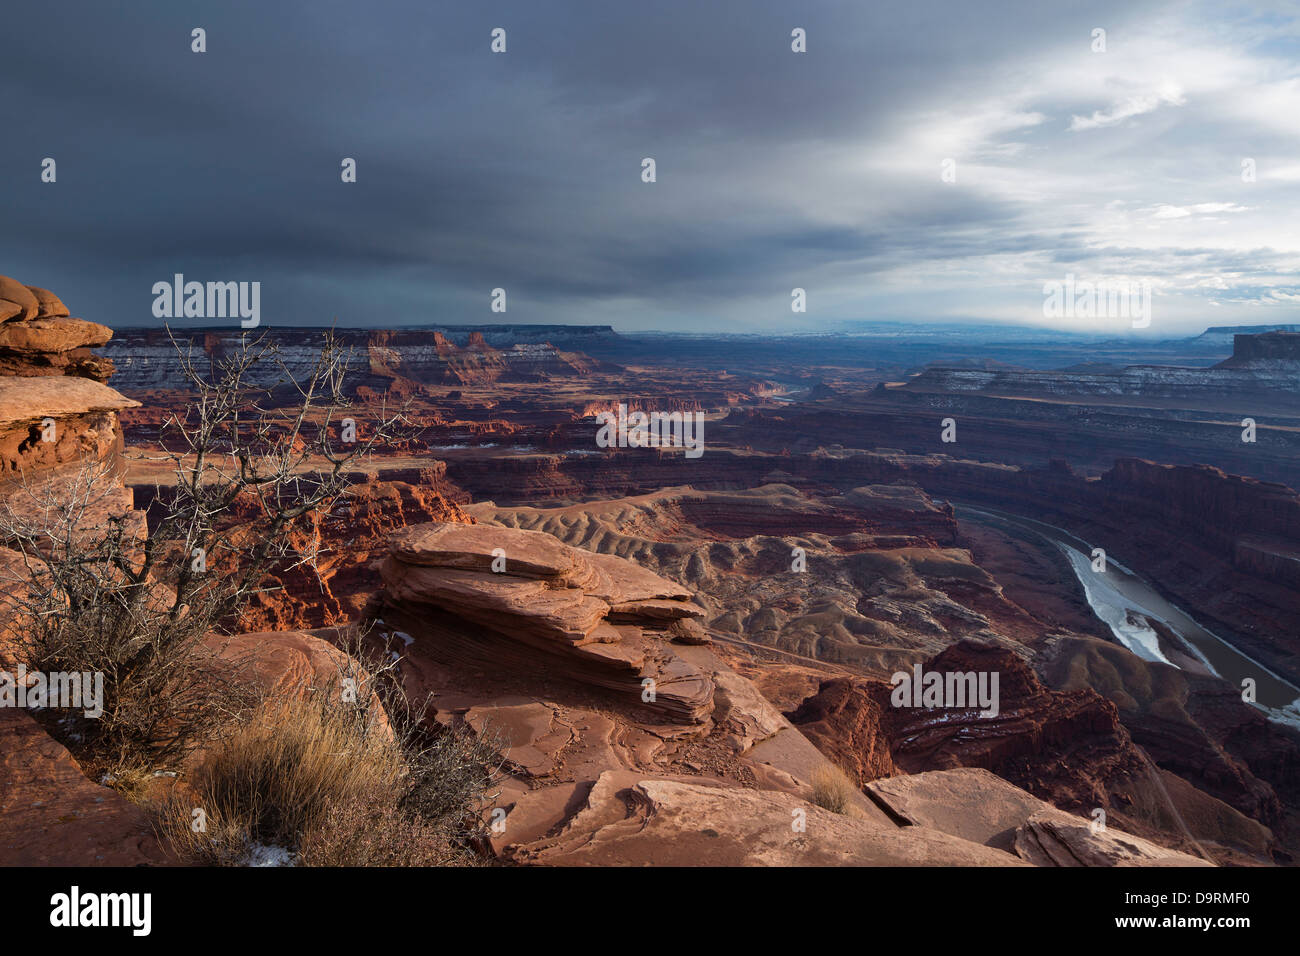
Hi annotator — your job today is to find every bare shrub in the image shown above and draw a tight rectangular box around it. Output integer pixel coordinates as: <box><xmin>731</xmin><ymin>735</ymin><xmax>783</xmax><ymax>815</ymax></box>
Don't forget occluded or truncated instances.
<box><xmin>129</xmin><ymin>329</ymin><xmax>413</xmax><ymax>632</ymax></box>
<box><xmin>300</xmin><ymin>790</ymin><xmax>471</xmax><ymax>867</ymax></box>
<box><xmin>0</xmin><ymin>458</ymin><xmax>258</xmax><ymax>772</ymax></box>
<box><xmin>0</xmin><ymin>330</ymin><xmax>410</xmax><ymax>775</ymax></box>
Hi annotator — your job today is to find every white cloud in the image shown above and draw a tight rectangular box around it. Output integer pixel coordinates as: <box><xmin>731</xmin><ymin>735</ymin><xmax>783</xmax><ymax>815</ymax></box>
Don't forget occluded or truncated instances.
<box><xmin>1149</xmin><ymin>202</ymin><xmax>1249</xmax><ymax>218</ymax></box>
<box><xmin>1068</xmin><ymin>82</ymin><xmax>1187</xmax><ymax>131</ymax></box>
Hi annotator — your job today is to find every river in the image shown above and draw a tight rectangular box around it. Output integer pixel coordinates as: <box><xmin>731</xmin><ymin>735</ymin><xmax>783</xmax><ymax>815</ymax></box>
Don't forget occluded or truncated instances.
<box><xmin>956</xmin><ymin>503</ymin><xmax>1300</xmax><ymax>730</ymax></box>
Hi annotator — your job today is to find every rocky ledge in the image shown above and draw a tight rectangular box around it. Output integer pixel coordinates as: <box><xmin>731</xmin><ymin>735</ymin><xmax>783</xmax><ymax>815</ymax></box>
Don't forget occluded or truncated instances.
<box><xmin>371</xmin><ymin>524</ymin><xmax>1209</xmax><ymax>866</ymax></box>
<box><xmin>380</xmin><ymin>523</ymin><xmax>714</xmax><ymax>723</ymax></box>
<box><xmin>0</xmin><ymin>275</ymin><xmax>115</xmax><ymax>381</ymax></box>
<box><xmin>0</xmin><ymin>278</ymin><xmax>138</xmax><ymax>533</ymax></box>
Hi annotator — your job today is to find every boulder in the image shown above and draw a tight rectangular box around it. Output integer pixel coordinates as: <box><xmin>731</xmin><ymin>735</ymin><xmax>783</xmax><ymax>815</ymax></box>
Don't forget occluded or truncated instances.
<box><xmin>1014</xmin><ymin>812</ymin><xmax>1213</xmax><ymax>867</ymax></box>
<box><xmin>0</xmin><ymin>276</ymin><xmax>38</xmax><ymax>322</ymax></box>
<box><xmin>205</xmin><ymin>628</ymin><xmax>379</xmax><ymax>705</ymax></box>
<box><xmin>0</xmin><ymin>278</ymin><xmax>114</xmax><ymax>380</ymax></box>
<box><xmin>25</xmin><ymin>286</ymin><xmax>70</xmax><ymax>318</ymax></box>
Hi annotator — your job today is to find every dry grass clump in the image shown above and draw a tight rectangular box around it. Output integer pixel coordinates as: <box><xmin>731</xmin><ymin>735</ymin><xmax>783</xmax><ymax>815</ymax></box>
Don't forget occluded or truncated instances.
<box><xmin>158</xmin><ymin>681</ymin><xmax>502</xmax><ymax>866</ymax></box>
<box><xmin>810</xmin><ymin>762</ymin><xmax>860</xmax><ymax>816</ymax></box>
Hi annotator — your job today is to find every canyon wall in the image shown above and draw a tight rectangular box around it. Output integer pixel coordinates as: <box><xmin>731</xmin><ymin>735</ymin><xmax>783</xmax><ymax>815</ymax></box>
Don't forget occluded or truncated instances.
<box><xmin>102</xmin><ymin>327</ymin><xmax>610</xmax><ymax>393</ymax></box>
<box><xmin>438</xmin><ymin>445</ymin><xmax>1300</xmax><ymax>685</ymax></box>
<box><xmin>905</xmin><ymin>330</ymin><xmax>1300</xmax><ymax>398</ymax></box>
<box><xmin>1222</xmin><ymin>331</ymin><xmax>1300</xmax><ymax>366</ymax></box>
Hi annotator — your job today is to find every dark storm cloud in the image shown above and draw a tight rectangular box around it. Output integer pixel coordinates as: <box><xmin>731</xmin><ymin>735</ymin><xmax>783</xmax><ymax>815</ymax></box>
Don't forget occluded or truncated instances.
<box><xmin>0</xmin><ymin>0</ymin><xmax>1295</xmax><ymax>332</ymax></box>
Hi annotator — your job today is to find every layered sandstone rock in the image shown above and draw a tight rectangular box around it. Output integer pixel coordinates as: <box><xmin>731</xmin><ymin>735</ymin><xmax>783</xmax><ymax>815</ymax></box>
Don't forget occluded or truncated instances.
<box><xmin>0</xmin><ymin>286</ymin><xmax>141</xmax><ymax>599</ymax></box>
<box><xmin>865</xmin><ymin>768</ymin><xmax>1210</xmax><ymax>866</ymax></box>
<box><xmin>0</xmin><ymin>275</ymin><xmax>115</xmax><ymax>381</ymax></box>
<box><xmin>380</xmin><ymin>523</ymin><xmax>714</xmax><ymax>722</ymax></box>
<box><xmin>0</xmin><ymin>277</ymin><xmax>136</xmax><ymax>499</ymax></box>
<box><xmin>789</xmin><ymin>640</ymin><xmax>1269</xmax><ymax>861</ymax></box>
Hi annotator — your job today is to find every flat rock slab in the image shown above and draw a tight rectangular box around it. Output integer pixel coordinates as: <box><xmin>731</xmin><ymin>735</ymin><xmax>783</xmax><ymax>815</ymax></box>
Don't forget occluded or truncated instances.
<box><xmin>490</xmin><ymin>780</ymin><xmax>590</xmax><ymax>854</ymax></box>
<box><xmin>0</xmin><ymin>376</ymin><xmax>138</xmax><ymax>427</ymax></box>
<box><xmin>0</xmin><ymin>317</ymin><xmax>112</xmax><ymax>353</ymax></box>
<box><xmin>867</xmin><ymin>767</ymin><xmax>1212</xmax><ymax>865</ymax></box>
<box><xmin>866</xmin><ymin>767</ymin><xmax>1080</xmax><ymax>851</ymax></box>
<box><xmin>0</xmin><ymin>709</ymin><xmax>170</xmax><ymax>866</ymax></box>
<box><xmin>509</xmin><ymin>771</ymin><xmax>1026</xmax><ymax>866</ymax></box>
<box><xmin>466</xmin><ymin>700</ymin><xmax>573</xmax><ymax>777</ymax></box>
<box><xmin>608</xmin><ymin>598</ymin><xmax>703</xmax><ymax>622</ymax></box>
<box><xmin>390</xmin><ymin>523</ymin><xmax>586</xmax><ymax>580</ymax></box>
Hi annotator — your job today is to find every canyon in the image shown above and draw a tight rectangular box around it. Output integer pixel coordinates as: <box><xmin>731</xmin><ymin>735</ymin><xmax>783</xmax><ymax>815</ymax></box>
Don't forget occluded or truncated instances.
<box><xmin>3</xmin><ymin>277</ymin><xmax>1299</xmax><ymax>867</ymax></box>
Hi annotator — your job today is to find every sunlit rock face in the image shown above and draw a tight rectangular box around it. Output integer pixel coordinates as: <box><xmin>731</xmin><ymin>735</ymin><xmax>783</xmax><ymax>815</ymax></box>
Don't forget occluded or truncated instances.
<box><xmin>379</xmin><ymin>522</ymin><xmax>715</xmax><ymax>724</ymax></box>
<box><xmin>0</xmin><ymin>276</ymin><xmax>138</xmax><ymax>547</ymax></box>
<box><xmin>0</xmin><ymin>276</ymin><xmax>116</xmax><ymax>382</ymax></box>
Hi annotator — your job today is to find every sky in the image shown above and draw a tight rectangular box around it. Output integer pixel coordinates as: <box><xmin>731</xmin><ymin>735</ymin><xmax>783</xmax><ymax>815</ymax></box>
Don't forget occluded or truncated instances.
<box><xmin>1</xmin><ymin>0</ymin><xmax>1298</xmax><ymax>335</ymax></box>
